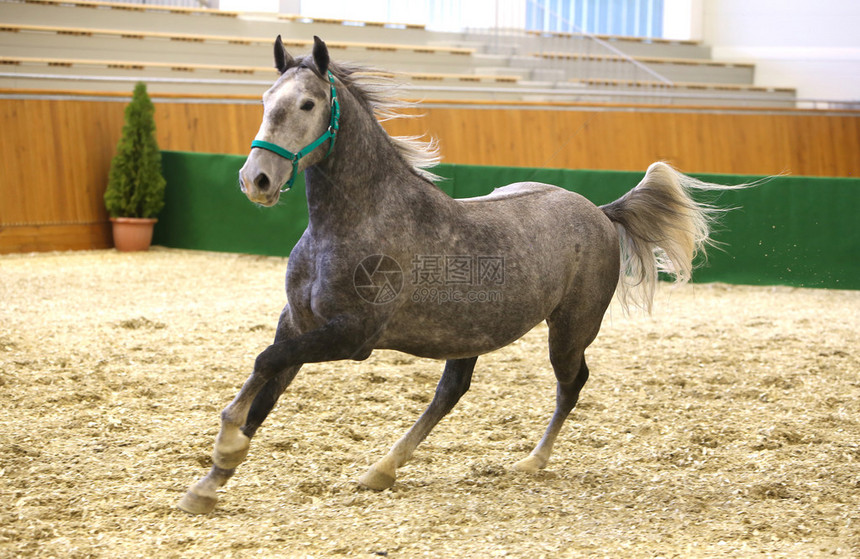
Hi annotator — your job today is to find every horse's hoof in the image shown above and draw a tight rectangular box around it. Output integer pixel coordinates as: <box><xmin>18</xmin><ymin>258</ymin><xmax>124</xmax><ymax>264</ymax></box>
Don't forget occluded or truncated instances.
<box><xmin>358</xmin><ymin>467</ymin><xmax>395</xmax><ymax>491</ymax></box>
<box><xmin>178</xmin><ymin>490</ymin><xmax>218</xmax><ymax>515</ymax></box>
<box><xmin>512</xmin><ymin>455</ymin><xmax>545</xmax><ymax>473</ymax></box>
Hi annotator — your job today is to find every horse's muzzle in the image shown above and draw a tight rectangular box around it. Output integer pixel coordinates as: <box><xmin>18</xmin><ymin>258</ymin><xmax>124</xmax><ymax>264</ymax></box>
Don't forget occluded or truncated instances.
<box><xmin>239</xmin><ymin>170</ymin><xmax>280</xmax><ymax>206</ymax></box>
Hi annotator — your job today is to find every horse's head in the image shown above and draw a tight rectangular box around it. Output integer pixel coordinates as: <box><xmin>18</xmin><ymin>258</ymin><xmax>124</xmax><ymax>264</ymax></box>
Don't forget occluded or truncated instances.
<box><xmin>239</xmin><ymin>36</ymin><xmax>339</xmax><ymax>206</ymax></box>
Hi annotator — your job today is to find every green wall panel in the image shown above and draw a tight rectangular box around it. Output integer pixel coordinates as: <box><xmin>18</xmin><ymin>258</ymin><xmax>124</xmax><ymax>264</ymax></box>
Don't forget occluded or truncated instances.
<box><xmin>155</xmin><ymin>151</ymin><xmax>859</xmax><ymax>289</ymax></box>
<box><xmin>154</xmin><ymin>151</ymin><xmax>308</xmax><ymax>256</ymax></box>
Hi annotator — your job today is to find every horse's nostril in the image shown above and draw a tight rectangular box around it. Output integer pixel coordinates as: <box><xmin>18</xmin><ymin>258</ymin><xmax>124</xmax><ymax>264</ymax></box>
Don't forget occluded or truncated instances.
<box><xmin>254</xmin><ymin>173</ymin><xmax>271</xmax><ymax>191</ymax></box>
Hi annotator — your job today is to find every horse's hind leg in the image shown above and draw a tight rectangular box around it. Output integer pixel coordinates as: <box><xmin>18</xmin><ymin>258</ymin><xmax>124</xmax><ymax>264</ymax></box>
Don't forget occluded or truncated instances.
<box><xmin>178</xmin><ymin>365</ymin><xmax>300</xmax><ymax>514</ymax></box>
<box><xmin>359</xmin><ymin>356</ymin><xmax>478</xmax><ymax>490</ymax></box>
<box><xmin>514</xmin><ymin>317</ymin><xmax>592</xmax><ymax>472</ymax></box>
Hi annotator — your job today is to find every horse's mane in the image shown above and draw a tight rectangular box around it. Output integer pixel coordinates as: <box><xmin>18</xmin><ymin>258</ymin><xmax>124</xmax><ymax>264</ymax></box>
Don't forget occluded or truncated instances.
<box><xmin>325</xmin><ymin>61</ymin><xmax>441</xmax><ymax>183</ymax></box>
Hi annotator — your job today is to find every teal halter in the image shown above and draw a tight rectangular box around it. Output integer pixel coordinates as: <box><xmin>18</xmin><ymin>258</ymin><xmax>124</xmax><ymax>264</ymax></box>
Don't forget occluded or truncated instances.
<box><xmin>251</xmin><ymin>70</ymin><xmax>341</xmax><ymax>192</ymax></box>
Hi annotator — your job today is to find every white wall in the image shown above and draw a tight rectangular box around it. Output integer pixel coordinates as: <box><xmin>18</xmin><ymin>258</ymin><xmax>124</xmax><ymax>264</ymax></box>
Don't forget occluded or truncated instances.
<box><xmin>700</xmin><ymin>0</ymin><xmax>860</xmax><ymax>102</ymax></box>
<box><xmin>297</xmin><ymin>0</ymin><xmax>431</xmax><ymax>26</ymax></box>
<box><xmin>296</xmin><ymin>0</ymin><xmax>525</xmax><ymax>30</ymax></box>
<box><xmin>220</xmin><ymin>0</ymin><xmax>278</xmax><ymax>11</ymax></box>
<box><xmin>663</xmin><ymin>0</ymin><xmax>702</xmax><ymax>41</ymax></box>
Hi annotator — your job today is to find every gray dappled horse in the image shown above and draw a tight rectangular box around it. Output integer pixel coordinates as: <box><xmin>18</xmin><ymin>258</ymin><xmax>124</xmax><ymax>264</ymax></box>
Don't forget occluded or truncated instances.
<box><xmin>179</xmin><ymin>36</ymin><xmax>742</xmax><ymax>514</ymax></box>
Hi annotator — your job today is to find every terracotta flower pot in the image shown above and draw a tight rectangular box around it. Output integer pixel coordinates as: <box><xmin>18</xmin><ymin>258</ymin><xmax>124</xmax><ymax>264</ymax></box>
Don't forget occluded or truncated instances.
<box><xmin>110</xmin><ymin>217</ymin><xmax>157</xmax><ymax>252</ymax></box>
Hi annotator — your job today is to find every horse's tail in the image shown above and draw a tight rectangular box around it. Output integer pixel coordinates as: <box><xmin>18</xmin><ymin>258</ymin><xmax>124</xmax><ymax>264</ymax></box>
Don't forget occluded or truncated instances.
<box><xmin>600</xmin><ymin>162</ymin><xmax>748</xmax><ymax>313</ymax></box>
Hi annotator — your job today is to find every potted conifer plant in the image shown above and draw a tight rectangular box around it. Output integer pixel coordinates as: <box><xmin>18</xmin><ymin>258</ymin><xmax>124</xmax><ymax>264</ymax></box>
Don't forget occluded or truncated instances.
<box><xmin>104</xmin><ymin>82</ymin><xmax>166</xmax><ymax>252</ymax></box>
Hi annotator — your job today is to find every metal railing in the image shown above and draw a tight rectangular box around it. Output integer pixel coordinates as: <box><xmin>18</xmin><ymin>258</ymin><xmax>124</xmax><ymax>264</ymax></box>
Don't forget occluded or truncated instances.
<box><xmin>0</xmin><ymin>71</ymin><xmax>806</xmax><ymax>110</ymax></box>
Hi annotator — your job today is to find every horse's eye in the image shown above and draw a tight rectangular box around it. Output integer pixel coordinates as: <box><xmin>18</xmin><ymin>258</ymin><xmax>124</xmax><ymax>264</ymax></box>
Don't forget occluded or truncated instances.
<box><xmin>300</xmin><ymin>100</ymin><xmax>315</xmax><ymax>111</ymax></box>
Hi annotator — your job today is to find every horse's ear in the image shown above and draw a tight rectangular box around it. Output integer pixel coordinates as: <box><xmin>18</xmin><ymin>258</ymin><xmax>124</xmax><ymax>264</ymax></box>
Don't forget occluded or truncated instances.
<box><xmin>274</xmin><ymin>35</ymin><xmax>294</xmax><ymax>74</ymax></box>
<box><xmin>312</xmin><ymin>36</ymin><xmax>330</xmax><ymax>76</ymax></box>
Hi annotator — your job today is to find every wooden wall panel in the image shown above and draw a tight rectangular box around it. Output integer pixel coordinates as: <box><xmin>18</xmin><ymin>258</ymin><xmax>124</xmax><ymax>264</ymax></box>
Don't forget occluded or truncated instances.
<box><xmin>0</xmin><ymin>99</ymin><xmax>125</xmax><ymax>228</ymax></box>
<box><xmin>384</xmin><ymin>107</ymin><xmax>860</xmax><ymax>176</ymax></box>
<box><xmin>1</xmin><ymin>94</ymin><xmax>858</xmax><ymax>253</ymax></box>
<box><xmin>1</xmin><ymin>223</ymin><xmax>112</xmax><ymax>253</ymax></box>
<box><xmin>155</xmin><ymin>103</ymin><xmax>262</xmax><ymax>154</ymax></box>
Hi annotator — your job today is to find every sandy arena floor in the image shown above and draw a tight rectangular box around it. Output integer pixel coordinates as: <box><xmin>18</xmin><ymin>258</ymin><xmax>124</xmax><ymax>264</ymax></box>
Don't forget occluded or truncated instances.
<box><xmin>0</xmin><ymin>248</ymin><xmax>858</xmax><ymax>558</ymax></box>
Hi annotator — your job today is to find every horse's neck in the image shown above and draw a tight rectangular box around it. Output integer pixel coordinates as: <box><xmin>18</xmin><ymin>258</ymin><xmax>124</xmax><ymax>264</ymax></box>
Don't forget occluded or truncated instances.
<box><xmin>305</xmin><ymin>163</ymin><xmax>448</xmax><ymax>235</ymax></box>
<box><xmin>304</xmin><ymin>108</ymin><xmax>451</xmax><ymax>235</ymax></box>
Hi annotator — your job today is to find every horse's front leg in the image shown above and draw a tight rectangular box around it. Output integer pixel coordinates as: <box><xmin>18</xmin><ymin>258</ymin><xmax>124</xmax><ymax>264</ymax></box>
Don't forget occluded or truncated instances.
<box><xmin>178</xmin><ymin>367</ymin><xmax>299</xmax><ymax>515</ymax></box>
<box><xmin>179</xmin><ymin>314</ymin><xmax>377</xmax><ymax>514</ymax></box>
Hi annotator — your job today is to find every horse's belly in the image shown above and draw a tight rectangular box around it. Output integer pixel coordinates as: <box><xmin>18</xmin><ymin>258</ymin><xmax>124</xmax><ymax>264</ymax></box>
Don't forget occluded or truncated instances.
<box><xmin>375</xmin><ymin>277</ymin><xmax>557</xmax><ymax>359</ymax></box>
<box><xmin>377</xmin><ymin>311</ymin><xmax>542</xmax><ymax>360</ymax></box>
